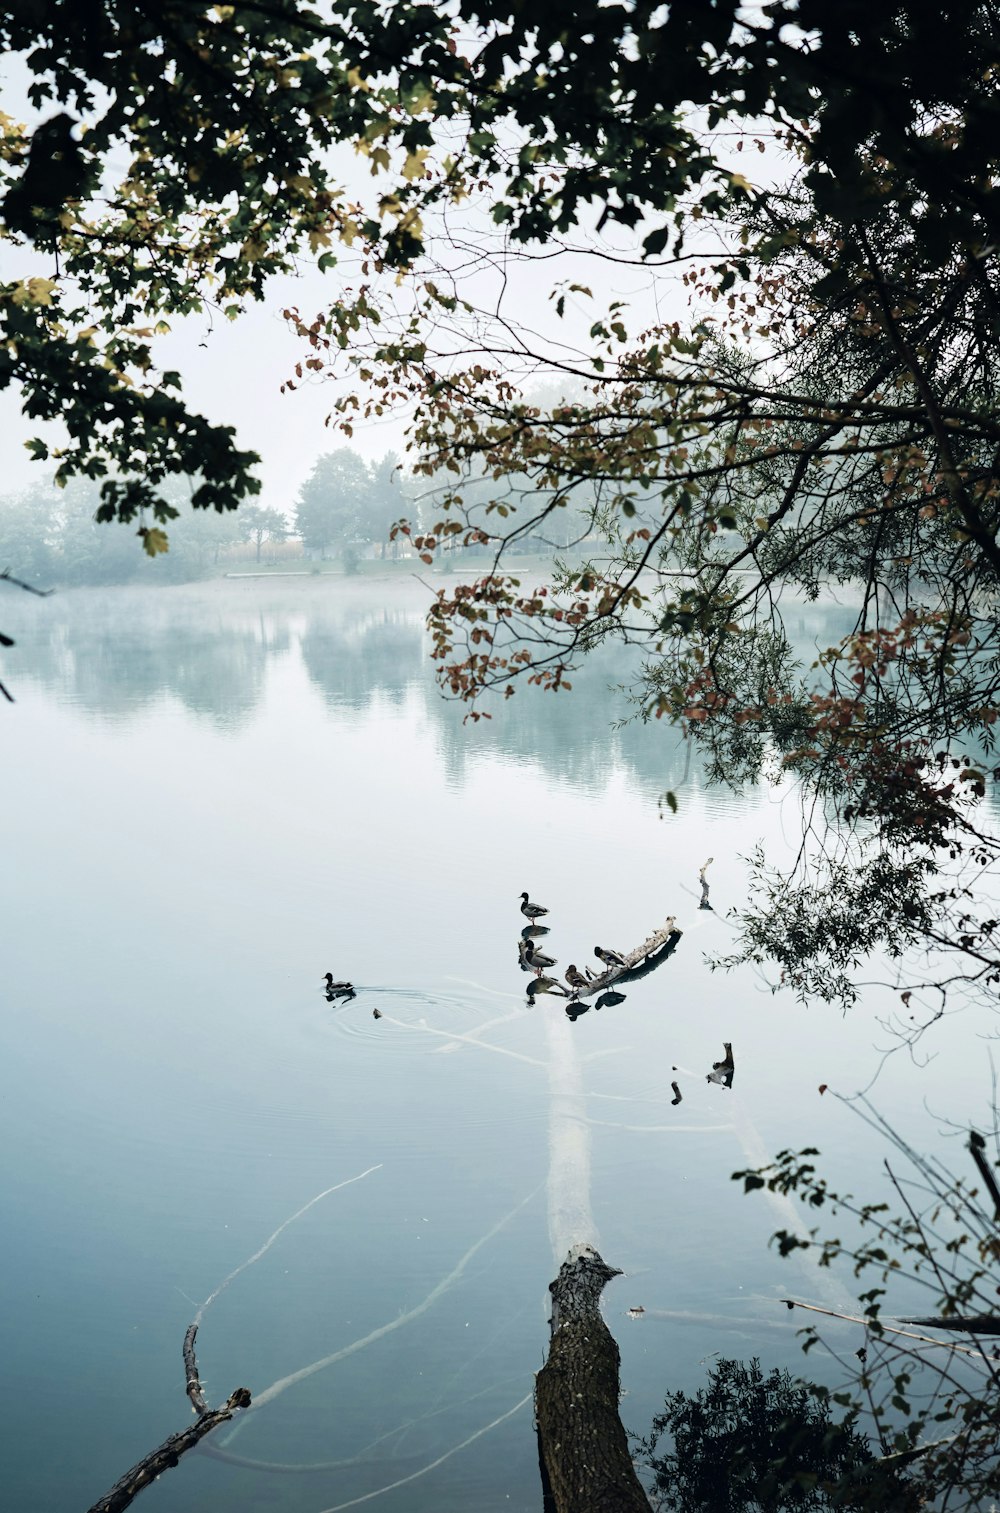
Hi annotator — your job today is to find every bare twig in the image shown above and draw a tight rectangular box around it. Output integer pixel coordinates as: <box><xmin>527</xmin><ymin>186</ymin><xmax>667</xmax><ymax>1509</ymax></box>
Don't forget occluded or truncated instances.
<box><xmin>782</xmin><ymin>1298</ymin><xmax>994</xmax><ymax>1360</ymax></box>
<box><xmin>0</xmin><ymin>567</ymin><xmax>53</xmax><ymax>596</ymax></box>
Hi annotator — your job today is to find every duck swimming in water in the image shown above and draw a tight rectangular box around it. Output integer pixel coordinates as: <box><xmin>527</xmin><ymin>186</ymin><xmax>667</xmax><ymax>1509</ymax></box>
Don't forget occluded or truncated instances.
<box><xmin>519</xmin><ymin>891</ymin><xmax>550</xmax><ymax>922</ymax></box>
<box><xmin>324</xmin><ymin>974</ymin><xmax>356</xmax><ymax>1001</ymax></box>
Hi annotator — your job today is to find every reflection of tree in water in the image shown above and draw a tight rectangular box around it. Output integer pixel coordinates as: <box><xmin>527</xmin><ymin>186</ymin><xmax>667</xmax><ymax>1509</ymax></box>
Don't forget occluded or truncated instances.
<box><xmin>429</xmin><ymin>638</ymin><xmax>693</xmax><ymax>798</ymax></box>
<box><xmin>634</xmin><ymin>1357</ymin><xmax>918</xmax><ymax>1512</ymax></box>
<box><xmin>299</xmin><ymin>605</ymin><xmax>425</xmax><ymax>710</ymax></box>
<box><xmin>7</xmin><ymin>586</ymin><xmax>882</xmax><ymax>794</ymax></box>
<box><xmin>427</xmin><ymin>596</ymin><xmax>872</xmax><ymax>799</ymax></box>
<box><xmin>9</xmin><ymin>589</ymin><xmax>286</xmax><ymax>729</ymax></box>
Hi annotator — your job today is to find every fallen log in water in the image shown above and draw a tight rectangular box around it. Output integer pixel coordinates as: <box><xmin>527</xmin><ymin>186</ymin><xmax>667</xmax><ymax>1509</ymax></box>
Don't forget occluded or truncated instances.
<box><xmin>535</xmin><ymin>1245</ymin><xmax>652</xmax><ymax>1513</ymax></box>
<box><xmin>571</xmin><ymin>922</ymin><xmax>682</xmax><ymax>1000</ymax></box>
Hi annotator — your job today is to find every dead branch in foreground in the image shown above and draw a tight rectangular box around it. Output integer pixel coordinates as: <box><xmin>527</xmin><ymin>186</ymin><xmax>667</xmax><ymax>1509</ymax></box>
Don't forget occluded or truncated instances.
<box><xmin>86</xmin><ymin>1324</ymin><xmax>250</xmax><ymax>1513</ymax></box>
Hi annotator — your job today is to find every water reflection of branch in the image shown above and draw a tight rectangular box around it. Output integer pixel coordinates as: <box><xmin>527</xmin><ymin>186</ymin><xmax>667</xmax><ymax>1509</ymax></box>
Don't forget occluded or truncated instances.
<box><xmin>444</xmin><ymin>975</ymin><xmax>524</xmax><ymax>1000</ymax></box>
<box><xmin>200</xmin><ymin>1374</ymin><xmax>527</xmax><ymax>1475</ymax></box>
<box><xmin>378</xmin><ymin>1012</ymin><xmax>545</xmax><ymax>1067</ymax></box>
<box><xmin>312</xmin><ymin>1392</ymin><xmax>533</xmax><ymax>1513</ymax></box>
<box><xmin>248</xmin><ymin>1190</ymin><xmax>540</xmax><ymax>1413</ymax></box>
<box><xmin>432</xmin><ymin>1005</ymin><xmax>530</xmax><ymax>1052</ymax></box>
<box><xmin>0</xmin><ymin>567</ymin><xmax>53</xmax><ymax>596</ymax></box>
<box><xmin>586</xmin><ymin>1118</ymin><xmax>735</xmax><ymax>1134</ymax></box>
<box><xmin>194</xmin><ymin>1166</ymin><xmax>383</xmax><ymax>1326</ymax></box>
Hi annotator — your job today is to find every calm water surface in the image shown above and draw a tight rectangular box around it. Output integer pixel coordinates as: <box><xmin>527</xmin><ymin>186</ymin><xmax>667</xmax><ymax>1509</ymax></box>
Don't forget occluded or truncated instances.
<box><xmin>0</xmin><ymin>578</ymin><xmax>981</xmax><ymax>1511</ymax></box>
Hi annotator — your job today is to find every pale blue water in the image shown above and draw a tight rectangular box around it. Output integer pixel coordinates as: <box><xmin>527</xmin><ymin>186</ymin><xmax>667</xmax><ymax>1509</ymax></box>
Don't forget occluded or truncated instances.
<box><xmin>0</xmin><ymin>578</ymin><xmax>981</xmax><ymax>1511</ymax></box>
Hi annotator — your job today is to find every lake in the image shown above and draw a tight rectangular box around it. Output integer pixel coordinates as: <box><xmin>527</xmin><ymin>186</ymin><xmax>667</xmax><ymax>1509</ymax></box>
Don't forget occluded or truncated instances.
<box><xmin>0</xmin><ymin>575</ymin><xmax>982</xmax><ymax>1512</ymax></box>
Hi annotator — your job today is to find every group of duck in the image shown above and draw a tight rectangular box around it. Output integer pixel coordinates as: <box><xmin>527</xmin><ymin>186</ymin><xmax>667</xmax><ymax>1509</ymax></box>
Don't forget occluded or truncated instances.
<box><xmin>518</xmin><ymin>891</ymin><xmax>629</xmax><ymax>1012</ymax></box>
<box><xmin>322</xmin><ymin>911</ymin><xmax>735</xmax><ymax>1086</ymax></box>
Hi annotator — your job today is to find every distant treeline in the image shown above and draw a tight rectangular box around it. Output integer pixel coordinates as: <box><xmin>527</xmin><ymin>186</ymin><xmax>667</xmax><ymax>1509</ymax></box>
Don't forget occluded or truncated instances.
<box><xmin>0</xmin><ymin>475</ymin><xmax>286</xmax><ymax>588</ymax></box>
<box><xmin>0</xmin><ymin>446</ymin><xmax>604</xmax><ymax>590</ymax></box>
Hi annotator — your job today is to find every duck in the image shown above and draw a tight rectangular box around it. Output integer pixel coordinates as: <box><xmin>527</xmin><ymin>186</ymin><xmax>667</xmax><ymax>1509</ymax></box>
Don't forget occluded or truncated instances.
<box><xmin>565</xmin><ymin>964</ymin><xmax>590</xmax><ymax>991</ymax></box>
<box><xmin>373</xmin><ymin>1008</ymin><xmax>383</xmax><ymax>1020</ymax></box>
<box><xmin>594</xmin><ymin>945</ymin><xmax>626</xmax><ymax>968</ymax></box>
<box><xmin>519</xmin><ymin>891</ymin><xmax>550</xmax><ymax>922</ymax></box>
<box><xmin>526</xmin><ymin>975</ymin><xmax>570</xmax><ymax>1000</ymax></box>
<box><xmin>324</xmin><ymin>973</ymin><xmax>354</xmax><ymax>994</ymax></box>
<box><xmin>523</xmin><ymin>939</ymin><xmax>557</xmax><ymax>972</ymax></box>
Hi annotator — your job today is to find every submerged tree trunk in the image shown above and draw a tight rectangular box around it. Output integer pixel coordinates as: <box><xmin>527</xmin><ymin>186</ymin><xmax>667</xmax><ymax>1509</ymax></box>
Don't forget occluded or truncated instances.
<box><xmin>535</xmin><ymin>1245</ymin><xmax>652</xmax><ymax>1513</ymax></box>
<box><xmin>537</xmin><ymin>970</ymin><xmax>663</xmax><ymax>1513</ymax></box>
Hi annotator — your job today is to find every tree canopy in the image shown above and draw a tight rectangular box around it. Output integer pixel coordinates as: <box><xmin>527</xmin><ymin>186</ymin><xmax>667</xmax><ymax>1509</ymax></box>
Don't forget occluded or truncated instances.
<box><xmin>8</xmin><ymin>1</ymin><xmax>994</xmax><ymax>530</ymax></box>
<box><xmin>4</xmin><ymin>2</ymin><xmax>1000</xmax><ymax>1001</ymax></box>
<box><xmin>293</xmin><ymin>446</ymin><xmax>402</xmax><ymax>558</ymax></box>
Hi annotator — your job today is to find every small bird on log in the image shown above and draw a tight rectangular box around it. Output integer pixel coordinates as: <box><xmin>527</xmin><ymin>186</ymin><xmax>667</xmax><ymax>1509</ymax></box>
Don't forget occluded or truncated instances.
<box><xmin>595</xmin><ymin>945</ymin><xmax>626</xmax><ymax>968</ymax></box>
<box><xmin>523</xmin><ymin>939</ymin><xmax>557</xmax><ymax>972</ymax></box>
<box><xmin>520</xmin><ymin>891</ymin><xmax>549</xmax><ymax>922</ymax></box>
<box><xmin>565</xmin><ymin>964</ymin><xmax>589</xmax><ymax>991</ymax></box>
